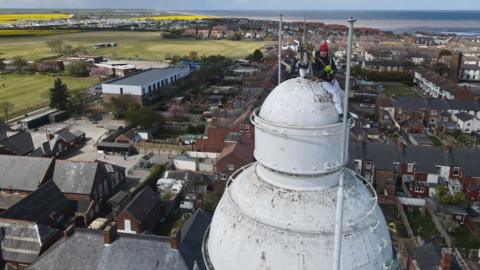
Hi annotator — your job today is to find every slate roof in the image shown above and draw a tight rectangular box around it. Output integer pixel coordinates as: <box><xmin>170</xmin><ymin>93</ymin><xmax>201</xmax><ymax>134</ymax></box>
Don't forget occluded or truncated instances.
<box><xmin>106</xmin><ymin>68</ymin><xmax>185</xmax><ymax>86</ymax></box>
<box><xmin>348</xmin><ymin>142</ymin><xmax>401</xmax><ymax>171</ymax></box>
<box><xmin>447</xmin><ymin>99</ymin><xmax>479</xmax><ymax>111</ymax></box>
<box><xmin>53</xmin><ymin>161</ymin><xmax>102</xmax><ymax>195</ymax></box>
<box><xmin>179</xmin><ymin>209</ymin><xmax>212</xmax><ymax>270</ymax></box>
<box><xmin>0</xmin><ymin>155</ymin><xmax>53</xmax><ymax>191</ymax></box>
<box><xmin>56</xmin><ymin>129</ymin><xmax>78</xmax><ymax>144</ymax></box>
<box><xmin>0</xmin><ymin>131</ymin><xmax>34</xmax><ymax>155</ymax></box>
<box><xmin>27</xmin><ymin>229</ymin><xmax>189</xmax><ymax>270</ymax></box>
<box><xmin>122</xmin><ymin>186</ymin><xmax>159</xmax><ymax>223</ymax></box>
<box><xmin>0</xmin><ymin>182</ymin><xmax>70</xmax><ymax>265</ymax></box>
<box><xmin>455</xmin><ymin>112</ymin><xmax>474</xmax><ymax>122</ymax></box>
<box><xmin>0</xmin><ymin>181</ymin><xmax>70</xmax><ymax>223</ymax></box>
<box><xmin>449</xmin><ymin>148</ymin><xmax>480</xmax><ymax>177</ymax></box>
<box><xmin>410</xmin><ymin>243</ymin><xmax>460</xmax><ymax>270</ymax></box>
<box><xmin>402</xmin><ymin>145</ymin><xmax>449</xmax><ymax>173</ymax></box>
<box><xmin>394</xmin><ymin>97</ymin><xmax>428</xmax><ymax>109</ymax></box>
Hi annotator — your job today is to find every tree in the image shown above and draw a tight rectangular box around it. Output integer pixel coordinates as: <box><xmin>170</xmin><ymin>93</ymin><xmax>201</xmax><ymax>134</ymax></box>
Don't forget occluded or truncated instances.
<box><xmin>439</xmin><ymin>49</ymin><xmax>452</xmax><ymax>58</ymax></box>
<box><xmin>168</xmin><ymin>104</ymin><xmax>186</xmax><ymax>120</ymax></box>
<box><xmin>252</xmin><ymin>49</ymin><xmax>264</xmax><ymax>62</ymax></box>
<box><xmin>11</xmin><ymin>56</ymin><xmax>28</xmax><ymax>72</ymax></box>
<box><xmin>125</xmin><ymin>107</ymin><xmax>165</xmax><ymax>131</ymax></box>
<box><xmin>0</xmin><ymin>101</ymin><xmax>14</xmax><ymax>122</ymax></box>
<box><xmin>49</xmin><ymin>78</ymin><xmax>70</xmax><ymax>110</ymax></box>
<box><xmin>66</xmin><ymin>61</ymin><xmax>91</xmax><ymax>77</ymax></box>
<box><xmin>46</xmin><ymin>40</ymin><xmax>64</xmax><ymax>53</ymax></box>
<box><xmin>108</xmin><ymin>95</ymin><xmax>138</xmax><ymax>117</ymax></box>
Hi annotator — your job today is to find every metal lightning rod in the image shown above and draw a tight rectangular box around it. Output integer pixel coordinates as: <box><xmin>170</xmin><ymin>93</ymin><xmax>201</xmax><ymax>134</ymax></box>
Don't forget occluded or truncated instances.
<box><xmin>332</xmin><ymin>17</ymin><xmax>356</xmax><ymax>270</ymax></box>
<box><xmin>278</xmin><ymin>13</ymin><xmax>283</xmax><ymax>85</ymax></box>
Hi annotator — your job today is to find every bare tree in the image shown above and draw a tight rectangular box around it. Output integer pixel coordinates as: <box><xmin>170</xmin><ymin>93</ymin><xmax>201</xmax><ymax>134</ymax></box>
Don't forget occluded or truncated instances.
<box><xmin>0</xmin><ymin>101</ymin><xmax>14</xmax><ymax>122</ymax></box>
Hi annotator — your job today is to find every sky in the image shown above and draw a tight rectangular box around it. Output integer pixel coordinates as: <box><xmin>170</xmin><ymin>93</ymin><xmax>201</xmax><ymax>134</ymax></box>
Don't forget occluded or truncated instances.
<box><xmin>0</xmin><ymin>0</ymin><xmax>479</xmax><ymax>11</ymax></box>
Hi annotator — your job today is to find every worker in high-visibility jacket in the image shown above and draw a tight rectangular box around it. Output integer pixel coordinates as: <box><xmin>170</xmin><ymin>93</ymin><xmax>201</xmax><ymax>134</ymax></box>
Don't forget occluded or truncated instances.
<box><xmin>313</xmin><ymin>42</ymin><xmax>344</xmax><ymax>115</ymax></box>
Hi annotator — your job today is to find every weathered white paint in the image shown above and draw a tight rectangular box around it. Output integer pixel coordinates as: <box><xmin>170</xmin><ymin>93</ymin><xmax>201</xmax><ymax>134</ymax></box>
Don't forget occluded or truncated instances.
<box><xmin>205</xmin><ymin>77</ymin><xmax>393</xmax><ymax>270</ymax></box>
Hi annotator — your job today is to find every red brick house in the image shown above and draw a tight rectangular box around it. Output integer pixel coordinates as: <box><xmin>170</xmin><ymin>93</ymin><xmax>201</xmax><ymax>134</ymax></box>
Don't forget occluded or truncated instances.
<box><xmin>52</xmin><ymin>160</ymin><xmax>125</xmax><ymax>226</ymax></box>
<box><xmin>116</xmin><ymin>186</ymin><xmax>162</xmax><ymax>234</ymax></box>
<box><xmin>213</xmin><ymin>134</ymin><xmax>254</xmax><ymax>181</ymax></box>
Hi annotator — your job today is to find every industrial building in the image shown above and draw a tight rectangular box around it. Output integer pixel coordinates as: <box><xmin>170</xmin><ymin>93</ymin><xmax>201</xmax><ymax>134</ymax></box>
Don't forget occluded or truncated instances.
<box><xmin>102</xmin><ymin>67</ymin><xmax>191</xmax><ymax>105</ymax></box>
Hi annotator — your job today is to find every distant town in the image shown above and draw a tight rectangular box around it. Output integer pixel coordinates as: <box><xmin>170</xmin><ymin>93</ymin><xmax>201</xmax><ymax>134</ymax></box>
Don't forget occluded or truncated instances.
<box><xmin>0</xmin><ymin>9</ymin><xmax>480</xmax><ymax>270</ymax></box>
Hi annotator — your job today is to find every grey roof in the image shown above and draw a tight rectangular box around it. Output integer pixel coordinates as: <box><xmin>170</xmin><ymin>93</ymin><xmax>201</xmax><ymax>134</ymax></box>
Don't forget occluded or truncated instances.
<box><xmin>450</xmin><ymin>148</ymin><xmax>480</xmax><ymax>177</ymax></box>
<box><xmin>28</xmin><ymin>229</ymin><xmax>189</xmax><ymax>270</ymax></box>
<box><xmin>455</xmin><ymin>112</ymin><xmax>474</xmax><ymax>122</ymax></box>
<box><xmin>447</xmin><ymin>99</ymin><xmax>479</xmax><ymax>111</ymax></box>
<box><xmin>105</xmin><ymin>68</ymin><xmax>185</xmax><ymax>86</ymax></box>
<box><xmin>122</xmin><ymin>186</ymin><xmax>159</xmax><ymax>223</ymax></box>
<box><xmin>0</xmin><ymin>220</ymin><xmax>59</xmax><ymax>264</ymax></box>
<box><xmin>0</xmin><ymin>181</ymin><xmax>69</xmax><ymax>223</ymax></box>
<box><xmin>72</xmin><ymin>130</ymin><xmax>86</xmax><ymax>138</ymax></box>
<box><xmin>53</xmin><ymin>161</ymin><xmax>101</xmax><ymax>195</ymax></box>
<box><xmin>427</xmin><ymin>98</ymin><xmax>449</xmax><ymax>110</ymax></box>
<box><xmin>348</xmin><ymin>143</ymin><xmax>400</xmax><ymax>171</ymax></box>
<box><xmin>0</xmin><ymin>155</ymin><xmax>53</xmax><ymax>191</ymax></box>
<box><xmin>394</xmin><ymin>97</ymin><xmax>428</xmax><ymax>109</ymax></box>
<box><xmin>403</xmin><ymin>145</ymin><xmax>449</xmax><ymax>173</ymax></box>
<box><xmin>179</xmin><ymin>209</ymin><xmax>212</xmax><ymax>270</ymax></box>
<box><xmin>0</xmin><ymin>132</ymin><xmax>34</xmax><ymax>155</ymax></box>
<box><xmin>410</xmin><ymin>243</ymin><xmax>442</xmax><ymax>270</ymax></box>
<box><xmin>56</xmin><ymin>129</ymin><xmax>77</xmax><ymax>144</ymax></box>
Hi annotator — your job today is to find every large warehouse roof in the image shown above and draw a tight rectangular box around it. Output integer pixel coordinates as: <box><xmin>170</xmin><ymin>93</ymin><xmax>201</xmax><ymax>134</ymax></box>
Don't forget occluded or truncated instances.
<box><xmin>106</xmin><ymin>68</ymin><xmax>186</xmax><ymax>86</ymax></box>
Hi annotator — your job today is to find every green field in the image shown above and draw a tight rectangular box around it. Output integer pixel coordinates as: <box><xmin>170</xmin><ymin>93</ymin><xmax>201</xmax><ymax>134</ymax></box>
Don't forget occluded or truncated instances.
<box><xmin>0</xmin><ymin>31</ymin><xmax>266</xmax><ymax>60</ymax></box>
<box><xmin>383</xmin><ymin>83</ymin><xmax>420</xmax><ymax>98</ymax></box>
<box><xmin>0</xmin><ymin>74</ymin><xmax>98</xmax><ymax>117</ymax></box>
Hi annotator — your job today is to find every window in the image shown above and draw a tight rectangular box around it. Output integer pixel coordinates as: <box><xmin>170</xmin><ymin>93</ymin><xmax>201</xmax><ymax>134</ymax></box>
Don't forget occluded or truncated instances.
<box><xmin>453</xmin><ymin>167</ymin><xmax>461</xmax><ymax>177</ymax></box>
<box><xmin>228</xmin><ymin>164</ymin><xmax>235</xmax><ymax>171</ymax></box>
<box><xmin>431</xmin><ymin>110</ymin><xmax>438</xmax><ymax>116</ymax></box>
<box><xmin>148</xmin><ymin>85</ymin><xmax>151</xmax><ymax>92</ymax></box>
<box><xmin>245</xmin><ymin>125</ymin><xmax>250</xmax><ymax>132</ymax></box>
<box><xmin>393</xmin><ymin>162</ymin><xmax>400</xmax><ymax>172</ymax></box>
<box><xmin>407</xmin><ymin>163</ymin><xmax>415</xmax><ymax>173</ymax></box>
<box><xmin>239</xmin><ymin>124</ymin><xmax>244</xmax><ymax>132</ymax></box>
<box><xmin>414</xmin><ymin>186</ymin><xmax>425</xmax><ymax>193</ymax></box>
<box><xmin>354</xmin><ymin>160</ymin><xmax>361</xmax><ymax>172</ymax></box>
<box><xmin>120</xmin><ymin>88</ymin><xmax>123</xmax><ymax>94</ymax></box>
<box><xmin>221</xmin><ymin>173</ymin><xmax>227</xmax><ymax>181</ymax></box>
<box><xmin>365</xmin><ymin>161</ymin><xmax>372</xmax><ymax>170</ymax></box>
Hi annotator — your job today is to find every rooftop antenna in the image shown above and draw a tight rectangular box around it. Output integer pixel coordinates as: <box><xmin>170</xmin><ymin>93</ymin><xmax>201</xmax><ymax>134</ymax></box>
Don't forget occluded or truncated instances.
<box><xmin>332</xmin><ymin>17</ymin><xmax>356</xmax><ymax>270</ymax></box>
<box><xmin>278</xmin><ymin>13</ymin><xmax>283</xmax><ymax>85</ymax></box>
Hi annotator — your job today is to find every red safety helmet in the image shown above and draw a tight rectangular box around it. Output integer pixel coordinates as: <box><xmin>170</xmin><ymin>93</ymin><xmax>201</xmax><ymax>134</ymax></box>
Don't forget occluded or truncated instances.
<box><xmin>319</xmin><ymin>42</ymin><xmax>329</xmax><ymax>53</ymax></box>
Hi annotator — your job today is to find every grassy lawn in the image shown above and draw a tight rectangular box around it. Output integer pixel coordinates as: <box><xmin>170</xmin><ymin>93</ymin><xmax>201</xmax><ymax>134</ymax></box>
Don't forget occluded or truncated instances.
<box><xmin>0</xmin><ymin>31</ymin><xmax>266</xmax><ymax>60</ymax></box>
<box><xmin>383</xmin><ymin>83</ymin><xmax>420</xmax><ymax>98</ymax></box>
<box><xmin>429</xmin><ymin>136</ymin><xmax>443</xmax><ymax>146</ymax></box>
<box><xmin>0</xmin><ymin>73</ymin><xmax>98</xmax><ymax>118</ymax></box>
<box><xmin>380</xmin><ymin>204</ymin><xmax>409</xmax><ymax>238</ymax></box>
<box><xmin>406</xmin><ymin>207</ymin><xmax>440</xmax><ymax>241</ymax></box>
<box><xmin>452</xmin><ymin>225</ymin><xmax>480</xmax><ymax>249</ymax></box>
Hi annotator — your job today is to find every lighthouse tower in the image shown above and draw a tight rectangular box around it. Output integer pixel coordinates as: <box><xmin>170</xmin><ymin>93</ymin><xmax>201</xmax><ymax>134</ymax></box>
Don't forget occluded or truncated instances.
<box><xmin>203</xmin><ymin>77</ymin><xmax>393</xmax><ymax>270</ymax></box>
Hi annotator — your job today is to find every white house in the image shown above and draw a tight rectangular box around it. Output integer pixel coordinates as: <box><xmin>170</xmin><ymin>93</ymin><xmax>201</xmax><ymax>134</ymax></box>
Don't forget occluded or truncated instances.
<box><xmin>453</xmin><ymin>112</ymin><xmax>480</xmax><ymax>133</ymax></box>
<box><xmin>102</xmin><ymin>67</ymin><xmax>190</xmax><ymax>105</ymax></box>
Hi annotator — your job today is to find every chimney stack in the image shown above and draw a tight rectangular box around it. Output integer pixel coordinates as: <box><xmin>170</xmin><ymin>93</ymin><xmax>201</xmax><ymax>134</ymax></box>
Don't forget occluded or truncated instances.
<box><xmin>440</xmin><ymin>248</ymin><xmax>453</xmax><ymax>270</ymax></box>
<box><xmin>170</xmin><ymin>228</ymin><xmax>181</xmax><ymax>249</ymax></box>
<box><xmin>103</xmin><ymin>223</ymin><xmax>117</xmax><ymax>245</ymax></box>
<box><xmin>211</xmin><ymin>118</ymin><xmax>218</xmax><ymax>128</ymax></box>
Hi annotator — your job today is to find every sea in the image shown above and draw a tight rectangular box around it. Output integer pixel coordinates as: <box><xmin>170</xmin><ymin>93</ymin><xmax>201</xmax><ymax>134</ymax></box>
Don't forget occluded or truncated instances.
<box><xmin>186</xmin><ymin>10</ymin><xmax>480</xmax><ymax>36</ymax></box>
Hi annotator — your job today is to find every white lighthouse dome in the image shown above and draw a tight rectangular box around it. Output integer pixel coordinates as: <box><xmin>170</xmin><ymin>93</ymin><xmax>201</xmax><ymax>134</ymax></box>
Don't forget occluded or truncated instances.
<box><xmin>259</xmin><ymin>77</ymin><xmax>339</xmax><ymax>127</ymax></box>
<box><xmin>204</xmin><ymin>78</ymin><xmax>394</xmax><ymax>270</ymax></box>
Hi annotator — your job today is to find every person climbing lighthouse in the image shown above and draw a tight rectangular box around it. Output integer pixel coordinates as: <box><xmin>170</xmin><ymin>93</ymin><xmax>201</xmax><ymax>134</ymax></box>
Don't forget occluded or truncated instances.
<box><xmin>313</xmin><ymin>42</ymin><xmax>344</xmax><ymax>115</ymax></box>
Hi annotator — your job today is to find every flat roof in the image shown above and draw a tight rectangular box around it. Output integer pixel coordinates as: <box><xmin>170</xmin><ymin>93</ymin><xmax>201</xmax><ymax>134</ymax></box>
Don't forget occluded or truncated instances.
<box><xmin>104</xmin><ymin>68</ymin><xmax>186</xmax><ymax>86</ymax></box>
<box><xmin>21</xmin><ymin>109</ymin><xmax>58</xmax><ymax>123</ymax></box>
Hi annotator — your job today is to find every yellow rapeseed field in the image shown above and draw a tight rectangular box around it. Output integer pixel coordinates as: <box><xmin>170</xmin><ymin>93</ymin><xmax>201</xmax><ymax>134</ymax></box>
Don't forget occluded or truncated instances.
<box><xmin>0</xmin><ymin>29</ymin><xmax>79</xmax><ymax>37</ymax></box>
<box><xmin>0</xmin><ymin>13</ymin><xmax>71</xmax><ymax>23</ymax></box>
<box><xmin>131</xmin><ymin>15</ymin><xmax>217</xmax><ymax>21</ymax></box>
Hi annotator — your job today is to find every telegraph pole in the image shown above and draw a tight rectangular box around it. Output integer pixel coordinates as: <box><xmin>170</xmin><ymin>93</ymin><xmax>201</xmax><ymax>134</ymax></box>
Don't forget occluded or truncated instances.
<box><xmin>333</xmin><ymin>17</ymin><xmax>356</xmax><ymax>270</ymax></box>
<box><xmin>278</xmin><ymin>13</ymin><xmax>283</xmax><ymax>85</ymax></box>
